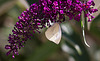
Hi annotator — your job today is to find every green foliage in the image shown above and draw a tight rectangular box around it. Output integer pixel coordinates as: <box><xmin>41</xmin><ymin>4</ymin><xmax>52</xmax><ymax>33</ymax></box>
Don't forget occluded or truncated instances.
<box><xmin>0</xmin><ymin>0</ymin><xmax>100</xmax><ymax>61</ymax></box>
<box><xmin>62</xmin><ymin>23</ymin><xmax>90</xmax><ymax>61</ymax></box>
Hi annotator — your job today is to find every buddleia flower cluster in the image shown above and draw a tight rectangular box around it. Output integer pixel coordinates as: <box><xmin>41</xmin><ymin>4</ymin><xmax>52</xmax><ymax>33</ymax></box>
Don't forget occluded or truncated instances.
<box><xmin>5</xmin><ymin>0</ymin><xmax>97</xmax><ymax>58</ymax></box>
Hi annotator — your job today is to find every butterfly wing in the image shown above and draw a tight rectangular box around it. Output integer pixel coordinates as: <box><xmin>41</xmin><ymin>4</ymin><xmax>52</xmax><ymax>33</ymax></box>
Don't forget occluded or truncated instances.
<box><xmin>45</xmin><ymin>23</ymin><xmax>62</xmax><ymax>44</ymax></box>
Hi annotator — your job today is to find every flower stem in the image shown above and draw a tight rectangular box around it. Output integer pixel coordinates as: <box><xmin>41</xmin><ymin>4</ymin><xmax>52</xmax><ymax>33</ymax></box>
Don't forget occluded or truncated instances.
<box><xmin>81</xmin><ymin>11</ymin><xmax>90</xmax><ymax>47</ymax></box>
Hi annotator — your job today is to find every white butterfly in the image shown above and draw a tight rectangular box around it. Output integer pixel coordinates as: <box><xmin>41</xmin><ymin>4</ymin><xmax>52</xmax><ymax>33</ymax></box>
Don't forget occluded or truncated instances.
<box><xmin>45</xmin><ymin>23</ymin><xmax>62</xmax><ymax>44</ymax></box>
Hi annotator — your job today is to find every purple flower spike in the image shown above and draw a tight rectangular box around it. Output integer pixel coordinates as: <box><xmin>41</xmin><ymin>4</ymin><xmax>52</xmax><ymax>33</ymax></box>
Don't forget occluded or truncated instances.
<box><xmin>5</xmin><ymin>0</ymin><xmax>97</xmax><ymax>58</ymax></box>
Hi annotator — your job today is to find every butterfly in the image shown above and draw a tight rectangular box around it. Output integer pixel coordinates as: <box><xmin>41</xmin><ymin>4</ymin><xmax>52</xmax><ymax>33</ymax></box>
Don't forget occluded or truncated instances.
<box><xmin>45</xmin><ymin>23</ymin><xmax>61</xmax><ymax>44</ymax></box>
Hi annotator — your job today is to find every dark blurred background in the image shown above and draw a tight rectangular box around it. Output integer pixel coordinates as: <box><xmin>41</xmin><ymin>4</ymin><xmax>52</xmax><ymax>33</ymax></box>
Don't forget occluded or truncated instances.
<box><xmin>0</xmin><ymin>0</ymin><xmax>100</xmax><ymax>61</ymax></box>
